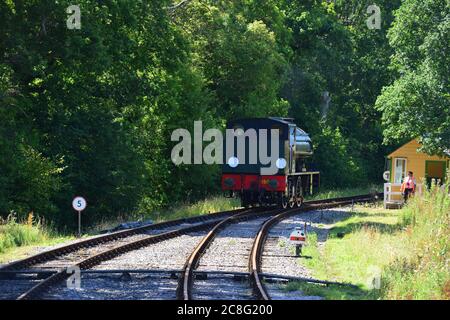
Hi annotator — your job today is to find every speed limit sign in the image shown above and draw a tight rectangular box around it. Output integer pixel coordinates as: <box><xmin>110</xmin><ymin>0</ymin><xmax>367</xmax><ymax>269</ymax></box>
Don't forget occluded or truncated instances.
<box><xmin>72</xmin><ymin>197</ymin><xmax>87</xmax><ymax>211</ymax></box>
<box><xmin>72</xmin><ymin>196</ymin><xmax>87</xmax><ymax>237</ymax></box>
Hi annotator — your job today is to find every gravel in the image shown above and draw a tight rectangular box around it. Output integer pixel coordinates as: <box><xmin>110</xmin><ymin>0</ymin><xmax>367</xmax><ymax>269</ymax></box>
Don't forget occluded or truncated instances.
<box><xmin>2</xmin><ymin>207</ymin><xmax>354</xmax><ymax>300</ymax></box>
<box><xmin>261</xmin><ymin>206</ymin><xmax>353</xmax><ymax>300</ymax></box>
<box><xmin>0</xmin><ymin>218</ymin><xmax>222</xmax><ymax>300</ymax></box>
<box><xmin>197</xmin><ymin>216</ymin><xmax>271</xmax><ymax>273</ymax></box>
<box><xmin>29</xmin><ymin>220</ymin><xmax>221</xmax><ymax>270</ymax></box>
<box><xmin>194</xmin><ymin>274</ymin><xmax>257</xmax><ymax>300</ymax></box>
<box><xmin>93</xmin><ymin>232</ymin><xmax>206</xmax><ymax>270</ymax></box>
<box><xmin>0</xmin><ymin>275</ymin><xmax>42</xmax><ymax>300</ymax></box>
<box><xmin>40</xmin><ymin>230</ymin><xmax>208</xmax><ymax>300</ymax></box>
<box><xmin>39</xmin><ymin>273</ymin><xmax>180</xmax><ymax>300</ymax></box>
<box><xmin>193</xmin><ymin>216</ymin><xmax>272</xmax><ymax>300</ymax></box>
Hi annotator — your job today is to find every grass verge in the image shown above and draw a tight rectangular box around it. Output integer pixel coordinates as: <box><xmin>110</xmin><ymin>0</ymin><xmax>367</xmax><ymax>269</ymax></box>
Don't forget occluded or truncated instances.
<box><xmin>287</xmin><ymin>183</ymin><xmax>449</xmax><ymax>300</ymax></box>
<box><xmin>145</xmin><ymin>195</ymin><xmax>241</xmax><ymax>223</ymax></box>
<box><xmin>89</xmin><ymin>195</ymin><xmax>241</xmax><ymax>232</ymax></box>
<box><xmin>305</xmin><ymin>184</ymin><xmax>381</xmax><ymax>201</ymax></box>
<box><xmin>0</xmin><ymin>213</ymin><xmax>73</xmax><ymax>264</ymax></box>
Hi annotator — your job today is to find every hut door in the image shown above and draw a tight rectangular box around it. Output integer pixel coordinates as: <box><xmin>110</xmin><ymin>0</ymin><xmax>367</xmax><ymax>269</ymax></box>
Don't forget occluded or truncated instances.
<box><xmin>394</xmin><ymin>158</ymin><xmax>406</xmax><ymax>184</ymax></box>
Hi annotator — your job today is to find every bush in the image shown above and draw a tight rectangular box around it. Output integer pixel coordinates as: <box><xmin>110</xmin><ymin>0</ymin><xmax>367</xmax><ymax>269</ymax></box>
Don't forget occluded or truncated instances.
<box><xmin>0</xmin><ymin>213</ymin><xmax>48</xmax><ymax>254</ymax></box>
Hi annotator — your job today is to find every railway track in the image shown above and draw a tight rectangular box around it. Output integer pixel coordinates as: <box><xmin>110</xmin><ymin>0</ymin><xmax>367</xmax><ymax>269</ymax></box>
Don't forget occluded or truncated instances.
<box><xmin>0</xmin><ymin>207</ymin><xmax>250</xmax><ymax>300</ymax></box>
<box><xmin>249</xmin><ymin>194</ymin><xmax>380</xmax><ymax>300</ymax></box>
<box><xmin>0</xmin><ymin>208</ymin><xmax>247</xmax><ymax>272</ymax></box>
<box><xmin>178</xmin><ymin>193</ymin><xmax>381</xmax><ymax>300</ymax></box>
<box><xmin>0</xmin><ymin>193</ymin><xmax>380</xmax><ymax>300</ymax></box>
<box><xmin>176</xmin><ymin>208</ymin><xmax>281</xmax><ymax>300</ymax></box>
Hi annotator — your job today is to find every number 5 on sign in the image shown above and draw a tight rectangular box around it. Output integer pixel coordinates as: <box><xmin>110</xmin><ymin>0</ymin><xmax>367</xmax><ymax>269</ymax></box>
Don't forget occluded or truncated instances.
<box><xmin>72</xmin><ymin>196</ymin><xmax>87</xmax><ymax>237</ymax></box>
<box><xmin>72</xmin><ymin>196</ymin><xmax>87</xmax><ymax>211</ymax></box>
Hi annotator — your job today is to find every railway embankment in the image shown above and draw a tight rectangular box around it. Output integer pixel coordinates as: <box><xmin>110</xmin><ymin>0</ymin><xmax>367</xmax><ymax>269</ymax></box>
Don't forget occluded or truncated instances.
<box><xmin>0</xmin><ymin>196</ymin><xmax>239</xmax><ymax>265</ymax></box>
<box><xmin>282</xmin><ymin>184</ymin><xmax>449</xmax><ymax>300</ymax></box>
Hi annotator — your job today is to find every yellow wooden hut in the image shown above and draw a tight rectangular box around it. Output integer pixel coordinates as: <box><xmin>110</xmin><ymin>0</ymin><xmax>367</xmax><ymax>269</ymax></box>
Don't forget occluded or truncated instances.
<box><xmin>384</xmin><ymin>139</ymin><xmax>449</xmax><ymax>208</ymax></box>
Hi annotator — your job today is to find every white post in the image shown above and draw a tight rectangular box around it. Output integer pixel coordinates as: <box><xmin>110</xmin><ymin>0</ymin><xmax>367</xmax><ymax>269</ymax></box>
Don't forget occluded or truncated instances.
<box><xmin>384</xmin><ymin>183</ymin><xmax>389</xmax><ymax>208</ymax></box>
<box><xmin>78</xmin><ymin>210</ymin><xmax>81</xmax><ymax>238</ymax></box>
<box><xmin>72</xmin><ymin>196</ymin><xmax>87</xmax><ymax>238</ymax></box>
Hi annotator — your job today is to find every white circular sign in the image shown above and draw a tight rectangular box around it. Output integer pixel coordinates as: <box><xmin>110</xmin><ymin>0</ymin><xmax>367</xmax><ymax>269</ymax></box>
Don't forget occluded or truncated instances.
<box><xmin>276</xmin><ymin>158</ymin><xmax>287</xmax><ymax>169</ymax></box>
<box><xmin>72</xmin><ymin>196</ymin><xmax>87</xmax><ymax>211</ymax></box>
<box><xmin>383</xmin><ymin>171</ymin><xmax>390</xmax><ymax>182</ymax></box>
<box><xmin>228</xmin><ymin>156</ymin><xmax>239</xmax><ymax>168</ymax></box>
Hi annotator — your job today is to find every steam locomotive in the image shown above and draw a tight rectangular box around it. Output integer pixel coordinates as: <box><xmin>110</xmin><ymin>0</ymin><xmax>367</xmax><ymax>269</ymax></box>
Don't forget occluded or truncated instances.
<box><xmin>221</xmin><ymin>117</ymin><xmax>319</xmax><ymax>208</ymax></box>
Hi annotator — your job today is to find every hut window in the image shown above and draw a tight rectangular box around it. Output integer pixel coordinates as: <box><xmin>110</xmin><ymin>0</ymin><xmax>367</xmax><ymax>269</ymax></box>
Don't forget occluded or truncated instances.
<box><xmin>394</xmin><ymin>158</ymin><xmax>407</xmax><ymax>184</ymax></box>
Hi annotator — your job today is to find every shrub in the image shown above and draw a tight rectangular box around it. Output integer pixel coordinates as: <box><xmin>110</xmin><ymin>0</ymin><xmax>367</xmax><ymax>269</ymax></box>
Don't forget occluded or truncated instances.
<box><xmin>0</xmin><ymin>212</ymin><xmax>48</xmax><ymax>254</ymax></box>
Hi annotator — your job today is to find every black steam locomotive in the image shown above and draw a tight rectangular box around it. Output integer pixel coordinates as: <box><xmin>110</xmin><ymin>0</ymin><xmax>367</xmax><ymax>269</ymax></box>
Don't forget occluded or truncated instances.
<box><xmin>221</xmin><ymin>117</ymin><xmax>319</xmax><ymax>208</ymax></box>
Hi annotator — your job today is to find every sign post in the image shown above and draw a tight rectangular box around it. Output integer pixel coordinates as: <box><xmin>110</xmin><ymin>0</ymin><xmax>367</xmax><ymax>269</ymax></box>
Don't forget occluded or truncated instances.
<box><xmin>289</xmin><ymin>224</ymin><xmax>307</xmax><ymax>257</ymax></box>
<box><xmin>72</xmin><ymin>196</ymin><xmax>87</xmax><ymax>238</ymax></box>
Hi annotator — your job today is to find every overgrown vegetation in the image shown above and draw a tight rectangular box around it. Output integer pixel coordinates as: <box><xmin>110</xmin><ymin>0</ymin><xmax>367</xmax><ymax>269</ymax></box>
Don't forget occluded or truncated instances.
<box><xmin>287</xmin><ymin>181</ymin><xmax>449</xmax><ymax>300</ymax></box>
<box><xmin>0</xmin><ymin>213</ymin><xmax>72</xmax><ymax>263</ymax></box>
<box><xmin>148</xmin><ymin>196</ymin><xmax>241</xmax><ymax>223</ymax></box>
<box><xmin>0</xmin><ymin>213</ymin><xmax>46</xmax><ymax>254</ymax></box>
<box><xmin>380</xmin><ymin>182</ymin><xmax>449</xmax><ymax>299</ymax></box>
<box><xmin>90</xmin><ymin>195</ymin><xmax>241</xmax><ymax>232</ymax></box>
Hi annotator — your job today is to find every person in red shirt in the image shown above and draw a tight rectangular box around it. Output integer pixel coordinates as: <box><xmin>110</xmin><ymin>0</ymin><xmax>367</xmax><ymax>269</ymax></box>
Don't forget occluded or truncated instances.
<box><xmin>400</xmin><ymin>171</ymin><xmax>416</xmax><ymax>202</ymax></box>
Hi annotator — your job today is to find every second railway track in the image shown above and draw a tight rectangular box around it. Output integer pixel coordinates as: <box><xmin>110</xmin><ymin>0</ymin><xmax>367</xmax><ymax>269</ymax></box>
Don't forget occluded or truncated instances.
<box><xmin>177</xmin><ymin>208</ymin><xmax>282</xmax><ymax>300</ymax></box>
<box><xmin>250</xmin><ymin>194</ymin><xmax>380</xmax><ymax>300</ymax></box>
<box><xmin>0</xmin><ymin>193</ymin><xmax>381</xmax><ymax>300</ymax></box>
<box><xmin>0</xmin><ymin>207</ymin><xmax>250</xmax><ymax>300</ymax></box>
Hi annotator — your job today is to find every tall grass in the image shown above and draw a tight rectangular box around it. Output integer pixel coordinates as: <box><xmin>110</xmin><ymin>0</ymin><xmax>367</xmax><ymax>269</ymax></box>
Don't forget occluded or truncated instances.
<box><xmin>148</xmin><ymin>196</ymin><xmax>241</xmax><ymax>223</ymax></box>
<box><xmin>286</xmin><ymin>181</ymin><xmax>448</xmax><ymax>300</ymax></box>
<box><xmin>89</xmin><ymin>195</ymin><xmax>241</xmax><ymax>232</ymax></box>
<box><xmin>306</xmin><ymin>184</ymin><xmax>381</xmax><ymax>201</ymax></box>
<box><xmin>380</xmin><ymin>181</ymin><xmax>450</xmax><ymax>299</ymax></box>
<box><xmin>0</xmin><ymin>212</ymin><xmax>49</xmax><ymax>254</ymax></box>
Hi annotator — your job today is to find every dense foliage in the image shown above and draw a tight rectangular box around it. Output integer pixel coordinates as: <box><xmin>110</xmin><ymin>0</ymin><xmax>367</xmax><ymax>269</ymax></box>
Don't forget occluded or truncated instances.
<box><xmin>376</xmin><ymin>0</ymin><xmax>450</xmax><ymax>155</ymax></box>
<box><xmin>0</xmin><ymin>0</ymin><xmax>446</xmax><ymax>228</ymax></box>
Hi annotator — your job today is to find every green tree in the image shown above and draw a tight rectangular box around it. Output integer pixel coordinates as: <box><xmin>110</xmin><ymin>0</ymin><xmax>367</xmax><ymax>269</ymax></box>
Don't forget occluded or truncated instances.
<box><xmin>172</xmin><ymin>0</ymin><xmax>290</xmax><ymax>120</ymax></box>
<box><xmin>376</xmin><ymin>0</ymin><xmax>450</xmax><ymax>155</ymax></box>
<box><xmin>0</xmin><ymin>0</ymin><xmax>210</xmax><ymax>226</ymax></box>
<box><xmin>334</xmin><ymin>0</ymin><xmax>401</xmax><ymax>181</ymax></box>
<box><xmin>280</xmin><ymin>0</ymin><xmax>398</xmax><ymax>186</ymax></box>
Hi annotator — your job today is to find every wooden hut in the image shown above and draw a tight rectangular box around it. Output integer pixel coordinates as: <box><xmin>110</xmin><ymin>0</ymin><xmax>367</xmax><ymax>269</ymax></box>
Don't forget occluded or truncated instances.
<box><xmin>384</xmin><ymin>139</ymin><xmax>449</xmax><ymax>208</ymax></box>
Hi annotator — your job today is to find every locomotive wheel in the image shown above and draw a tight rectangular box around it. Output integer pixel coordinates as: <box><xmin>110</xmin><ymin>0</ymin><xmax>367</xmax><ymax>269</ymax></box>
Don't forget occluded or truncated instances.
<box><xmin>241</xmin><ymin>194</ymin><xmax>250</xmax><ymax>208</ymax></box>
<box><xmin>288</xmin><ymin>180</ymin><xmax>295</xmax><ymax>208</ymax></box>
<box><xmin>296</xmin><ymin>196</ymin><xmax>303</xmax><ymax>207</ymax></box>
<box><xmin>258</xmin><ymin>193</ymin><xmax>263</xmax><ymax>207</ymax></box>
<box><xmin>280</xmin><ymin>194</ymin><xmax>288</xmax><ymax>209</ymax></box>
<box><xmin>289</xmin><ymin>198</ymin><xmax>295</xmax><ymax>208</ymax></box>
<box><xmin>295</xmin><ymin>178</ymin><xmax>303</xmax><ymax>207</ymax></box>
